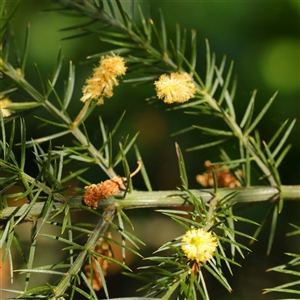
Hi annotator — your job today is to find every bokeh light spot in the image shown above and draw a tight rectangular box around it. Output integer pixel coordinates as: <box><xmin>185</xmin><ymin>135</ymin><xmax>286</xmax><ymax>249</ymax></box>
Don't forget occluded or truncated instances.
<box><xmin>259</xmin><ymin>38</ymin><xmax>299</xmax><ymax>92</ymax></box>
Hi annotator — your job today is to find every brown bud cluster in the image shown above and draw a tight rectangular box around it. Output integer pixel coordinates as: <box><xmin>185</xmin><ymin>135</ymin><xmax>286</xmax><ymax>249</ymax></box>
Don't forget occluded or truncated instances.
<box><xmin>84</xmin><ymin>233</ymin><xmax>113</xmax><ymax>291</ymax></box>
<box><xmin>83</xmin><ymin>177</ymin><xmax>124</xmax><ymax>209</ymax></box>
<box><xmin>196</xmin><ymin>160</ymin><xmax>242</xmax><ymax>188</ymax></box>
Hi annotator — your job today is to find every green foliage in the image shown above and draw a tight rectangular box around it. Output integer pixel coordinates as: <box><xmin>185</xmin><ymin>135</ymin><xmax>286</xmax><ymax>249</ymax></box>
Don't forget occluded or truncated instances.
<box><xmin>263</xmin><ymin>224</ymin><xmax>300</xmax><ymax>297</ymax></box>
<box><xmin>0</xmin><ymin>0</ymin><xmax>299</xmax><ymax>299</ymax></box>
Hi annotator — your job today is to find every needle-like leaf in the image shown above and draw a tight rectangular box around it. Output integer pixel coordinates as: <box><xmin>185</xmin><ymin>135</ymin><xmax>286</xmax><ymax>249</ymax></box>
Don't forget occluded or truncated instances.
<box><xmin>244</xmin><ymin>91</ymin><xmax>278</xmax><ymax>136</ymax></box>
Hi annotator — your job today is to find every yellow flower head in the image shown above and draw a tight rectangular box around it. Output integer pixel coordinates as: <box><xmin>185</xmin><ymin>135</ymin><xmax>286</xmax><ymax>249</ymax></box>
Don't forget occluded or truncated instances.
<box><xmin>81</xmin><ymin>54</ymin><xmax>127</xmax><ymax>104</ymax></box>
<box><xmin>154</xmin><ymin>72</ymin><xmax>196</xmax><ymax>104</ymax></box>
<box><xmin>181</xmin><ymin>228</ymin><xmax>218</xmax><ymax>263</ymax></box>
<box><xmin>0</xmin><ymin>97</ymin><xmax>13</xmax><ymax>117</ymax></box>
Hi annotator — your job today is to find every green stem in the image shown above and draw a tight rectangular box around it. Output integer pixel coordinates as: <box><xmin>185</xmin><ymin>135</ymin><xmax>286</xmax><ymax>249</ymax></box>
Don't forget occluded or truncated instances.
<box><xmin>204</xmin><ymin>93</ymin><xmax>277</xmax><ymax>186</ymax></box>
<box><xmin>50</xmin><ymin>208</ymin><xmax>115</xmax><ymax>300</ymax></box>
<box><xmin>59</xmin><ymin>3</ymin><xmax>178</xmax><ymax>71</ymax></box>
<box><xmin>1</xmin><ymin>186</ymin><xmax>299</xmax><ymax>220</ymax></box>
<box><xmin>2</xmin><ymin>61</ymin><xmax>118</xmax><ymax>179</ymax></box>
<box><xmin>73</xmin><ymin>98</ymin><xmax>92</xmax><ymax>126</ymax></box>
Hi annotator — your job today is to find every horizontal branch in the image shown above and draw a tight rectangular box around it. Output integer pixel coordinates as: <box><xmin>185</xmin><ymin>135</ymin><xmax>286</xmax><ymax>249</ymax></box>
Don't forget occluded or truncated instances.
<box><xmin>0</xmin><ymin>185</ymin><xmax>299</xmax><ymax>222</ymax></box>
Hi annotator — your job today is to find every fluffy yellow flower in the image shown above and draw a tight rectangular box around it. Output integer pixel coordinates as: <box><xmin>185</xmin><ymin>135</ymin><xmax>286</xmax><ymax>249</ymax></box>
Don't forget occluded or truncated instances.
<box><xmin>0</xmin><ymin>98</ymin><xmax>12</xmax><ymax>117</ymax></box>
<box><xmin>154</xmin><ymin>72</ymin><xmax>196</xmax><ymax>104</ymax></box>
<box><xmin>81</xmin><ymin>54</ymin><xmax>127</xmax><ymax>104</ymax></box>
<box><xmin>181</xmin><ymin>228</ymin><xmax>218</xmax><ymax>263</ymax></box>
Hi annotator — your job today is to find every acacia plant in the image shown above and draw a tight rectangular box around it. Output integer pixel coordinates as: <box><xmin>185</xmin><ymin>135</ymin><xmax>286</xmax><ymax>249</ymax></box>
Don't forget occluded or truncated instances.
<box><xmin>0</xmin><ymin>1</ymin><xmax>299</xmax><ymax>299</ymax></box>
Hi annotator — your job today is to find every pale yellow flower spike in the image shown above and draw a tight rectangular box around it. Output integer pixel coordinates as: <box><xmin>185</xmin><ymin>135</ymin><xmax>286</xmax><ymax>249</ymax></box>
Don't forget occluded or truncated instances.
<box><xmin>80</xmin><ymin>54</ymin><xmax>127</xmax><ymax>104</ymax></box>
<box><xmin>0</xmin><ymin>98</ymin><xmax>13</xmax><ymax>117</ymax></box>
<box><xmin>154</xmin><ymin>72</ymin><xmax>196</xmax><ymax>104</ymax></box>
<box><xmin>181</xmin><ymin>228</ymin><xmax>218</xmax><ymax>263</ymax></box>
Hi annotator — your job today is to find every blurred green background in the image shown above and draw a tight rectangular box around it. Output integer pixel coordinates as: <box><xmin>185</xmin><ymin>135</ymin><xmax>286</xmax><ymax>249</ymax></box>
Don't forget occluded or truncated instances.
<box><xmin>3</xmin><ymin>0</ymin><xmax>300</xmax><ymax>299</ymax></box>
